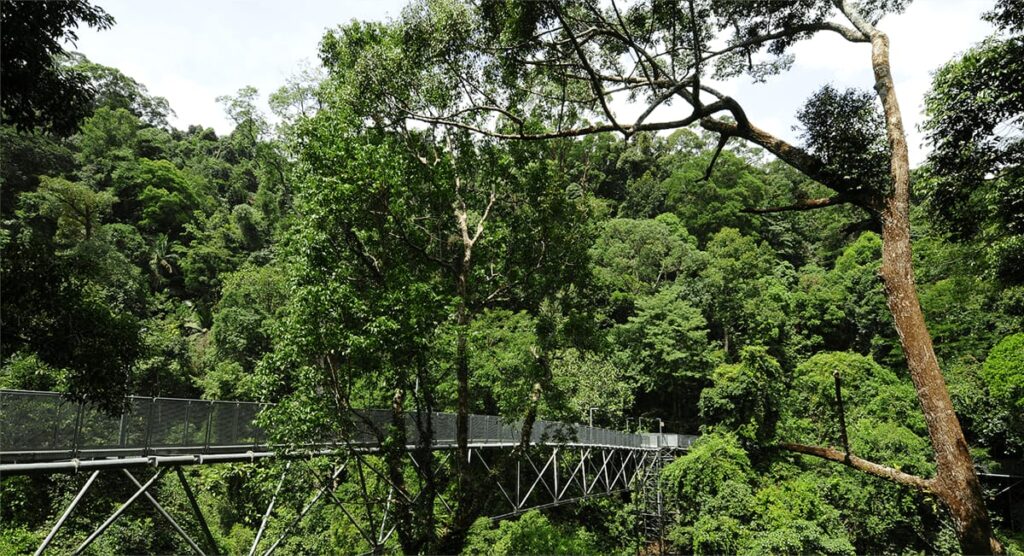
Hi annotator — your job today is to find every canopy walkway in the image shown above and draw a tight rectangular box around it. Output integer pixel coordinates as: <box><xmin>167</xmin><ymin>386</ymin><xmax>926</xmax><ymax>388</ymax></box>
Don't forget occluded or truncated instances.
<box><xmin>0</xmin><ymin>389</ymin><xmax>693</xmax><ymax>555</ymax></box>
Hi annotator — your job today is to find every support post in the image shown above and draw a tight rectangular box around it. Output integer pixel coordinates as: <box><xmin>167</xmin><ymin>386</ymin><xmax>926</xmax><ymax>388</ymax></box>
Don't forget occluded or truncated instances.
<box><xmin>144</xmin><ymin>398</ymin><xmax>156</xmax><ymax>455</ymax></box>
<box><xmin>553</xmin><ymin>449</ymin><xmax>559</xmax><ymax>501</ymax></box>
<box><xmin>183</xmin><ymin>401</ymin><xmax>192</xmax><ymax>445</ymax></box>
<box><xmin>176</xmin><ymin>467</ymin><xmax>219</xmax><ymax>554</ymax></box>
<box><xmin>73</xmin><ymin>468</ymin><xmax>168</xmax><ymax>555</ymax></box>
<box><xmin>35</xmin><ymin>470</ymin><xmax>101</xmax><ymax>556</ymax></box>
<box><xmin>70</xmin><ymin>403</ymin><xmax>84</xmax><ymax>459</ymax></box>
<box><xmin>516</xmin><ymin>461</ymin><xmax>521</xmax><ymax>509</ymax></box>
<box><xmin>118</xmin><ymin>411</ymin><xmax>127</xmax><ymax>449</ymax></box>
<box><xmin>204</xmin><ymin>402</ymin><xmax>214</xmax><ymax>452</ymax></box>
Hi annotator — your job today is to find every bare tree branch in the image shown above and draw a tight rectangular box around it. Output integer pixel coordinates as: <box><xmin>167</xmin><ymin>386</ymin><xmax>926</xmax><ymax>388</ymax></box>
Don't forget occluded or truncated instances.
<box><xmin>556</xmin><ymin>8</ymin><xmax>626</xmax><ymax>136</ymax></box>
<box><xmin>633</xmin><ymin>79</ymin><xmax>694</xmax><ymax>130</ymax></box>
<box><xmin>742</xmin><ymin>195</ymin><xmax>849</xmax><ymax>213</ymax></box>
<box><xmin>406</xmin><ymin>103</ymin><xmax>725</xmax><ymax>140</ymax></box>
<box><xmin>471</xmin><ymin>184</ymin><xmax>498</xmax><ymax>246</ymax></box>
<box><xmin>704</xmin><ymin>21</ymin><xmax>868</xmax><ymax>63</ymax></box>
<box><xmin>699</xmin><ymin>133</ymin><xmax>730</xmax><ymax>181</ymax></box>
<box><xmin>834</xmin><ymin>0</ymin><xmax>878</xmax><ymax>38</ymax></box>
<box><xmin>701</xmin><ymin>117</ymin><xmax>851</xmax><ymax>194</ymax></box>
<box><xmin>780</xmin><ymin>442</ymin><xmax>933</xmax><ymax>492</ymax></box>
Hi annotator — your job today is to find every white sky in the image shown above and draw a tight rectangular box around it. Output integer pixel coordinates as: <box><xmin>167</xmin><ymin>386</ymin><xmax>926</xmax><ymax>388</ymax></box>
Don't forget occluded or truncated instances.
<box><xmin>71</xmin><ymin>0</ymin><xmax>995</xmax><ymax>166</ymax></box>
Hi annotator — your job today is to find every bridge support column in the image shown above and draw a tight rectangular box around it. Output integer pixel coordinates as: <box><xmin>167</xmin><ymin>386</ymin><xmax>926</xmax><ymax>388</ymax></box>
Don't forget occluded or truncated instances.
<box><xmin>123</xmin><ymin>469</ymin><xmax>206</xmax><ymax>555</ymax></box>
<box><xmin>175</xmin><ymin>467</ymin><xmax>219</xmax><ymax>555</ymax></box>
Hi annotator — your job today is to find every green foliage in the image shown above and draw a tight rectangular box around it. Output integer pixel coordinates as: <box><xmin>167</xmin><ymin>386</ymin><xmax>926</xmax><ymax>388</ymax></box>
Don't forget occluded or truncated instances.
<box><xmin>0</xmin><ymin>526</ymin><xmax>39</xmax><ymax>555</ymax></box>
<box><xmin>983</xmin><ymin>333</ymin><xmax>1024</xmax><ymax>409</ymax></box>
<box><xmin>795</xmin><ymin>85</ymin><xmax>890</xmax><ymax>197</ymax></box>
<box><xmin>466</xmin><ymin>309</ymin><xmax>543</xmax><ymax>416</ymax></box>
<box><xmin>207</xmin><ymin>263</ymin><xmax>288</xmax><ymax>385</ymax></box>
<box><xmin>614</xmin><ymin>285</ymin><xmax>714</xmax><ymax>384</ymax></box>
<box><xmin>662</xmin><ymin>150</ymin><xmax>765</xmax><ymax>242</ymax></box>
<box><xmin>0</xmin><ymin>126</ymin><xmax>76</xmax><ymax>217</ymax></box>
<box><xmin>784</xmin><ymin>352</ymin><xmax>924</xmax><ymax>443</ymax></box>
<box><xmin>661</xmin><ymin>432</ymin><xmax>753</xmax><ymax>516</ymax></box>
<box><xmin>0</xmin><ymin>0</ymin><xmax>114</xmax><ymax>135</ymax></box>
<box><xmin>698</xmin><ymin>347</ymin><xmax>784</xmax><ymax>444</ymax></box>
<box><xmin>923</xmin><ymin>35</ymin><xmax>1024</xmax><ymax>285</ymax></box>
<box><xmin>464</xmin><ymin>511</ymin><xmax>598</xmax><ymax>555</ymax></box>
<box><xmin>78</xmin><ymin>107</ymin><xmax>140</xmax><ymax>163</ymax></box>
<box><xmin>829</xmin><ymin>232</ymin><xmax>898</xmax><ymax>362</ymax></box>
<box><xmin>551</xmin><ymin>348</ymin><xmax>633</xmax><ymax>424</ymax></box>
<box><xmin>0</xmin><ymin>352</ymin><xmax>61</xmax><ymax>391</ymax></box>
<box><xmin>132</xmin><ymin>159</ymin><xmax>199</xmax><ymax>234</ymax></box>
<box><xmin>67</xmin><ymin>53</ymin><xmax>173</xmax><ymax>127</ymax></box>
<box><xmin>4</xmin><ymin>6</ymin><xmax>1024</xmax><ymax>551</ymax></box>
<box><xmin>591</xmin><ymin>217</ymin><xmax>695</xmax><ymax>299</ymax></box>
<box><xmin>700</xmin><ymin>228</ymin><xmax>790</xmax><ymax>361</ymax></box>
<box><xmin>31</xmin><ymin>176</ymin><xmax>116</xmax><ymax>242</ymax></box>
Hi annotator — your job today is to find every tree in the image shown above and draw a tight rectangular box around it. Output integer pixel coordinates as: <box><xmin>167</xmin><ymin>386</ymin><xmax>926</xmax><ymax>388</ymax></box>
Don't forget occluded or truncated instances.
<box><xmin>256</xmin><ymin>16</ymin><xmax>600</xmax><ymax>550</ymax></box>
<box><xmin>0</xmin><ymin>127</ymin><xmax>76</xmax><ymax>218</ymax></box>
<box><xmin>464</xmin><ymin>510</ymin><xmax>598</xmax><ymax>555</ymax></box>
<box><xmin>2</xmin><ymin>182</ymin><xmax>143</xmax><ymax>409</ymax></box>
<box><xmin>922</xmin><ymin>31</ymin><xmax>1023</xmax><ymax>286</ymax></box>
<box><xmin>589</xmin><ymin>214</ymin><xmax>703</xmax><ymax>320</ymax></box>
<box><xmin>67</xmin><ymin>53</ymin><xmax>174</xmax><ymax>127</ymax></box>
<box><xmin>360</xmin><ymin>0</ymin><xmax>1000</xmax><ymax>550</ymax></box>
<box><xmin>698</xmin><ymin>347</ymin><xmax>784</xmax><ymax>446</ymax></box>
<box><xmin>612</xmin><ymin>284</ymin><xmax>716</xmax><ymax>427</ymax></box>
<box><xmin>698</xmin><ymin>228</ymin><xmax>795</xmax><ymax>363</ymax></box>
<box><xmin>0</xmin><ymin>0</ymin><xmax>115</xmax><ymax>135</ymax></box>
<box><xmin>262</xmin><ymin>102</ymin><xmax>593</xmax><ymax>553</ymax></box>
<box><xmin>982</xmin><ymin>334</ymin><xmax>1024</xmax><ymax>420</ymax></box>
<box><xmin>31</xmin><ymin>176</ymin><xmax>116</xmax><ymax>243</ymax></box>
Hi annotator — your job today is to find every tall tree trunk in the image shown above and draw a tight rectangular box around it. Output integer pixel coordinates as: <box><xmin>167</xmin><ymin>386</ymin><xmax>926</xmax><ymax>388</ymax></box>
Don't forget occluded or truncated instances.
<box><xmin>454</xmin><ymin>258</ymin><xmax>472</xmax><ymax>514</ymax></box>
<box><xmin>386</xmin><ymin>388</ymin><xmax>420</xmax><ymax>554</ymax></box>
<box><xmin>869</xmin><ymin>30</ymin><xmax>1000</xmax><ymax>555</ymax></box>
<box><xmin>455</xmin><ymin>271</ymin><xmax>470</xmax><ymax>467</ymax></box>
<box><xmin>412</xmin><ymin>361</ymin><xmax>439</xmax><ymax>552</ymax></box>
<box><xmin>518</xmin><ymin>381</ymin><xmax>543</xmax><ymax>451</ymax></box>
<box><xmin>445</xmin><ymin>232</ymin><xmax>479</xmax><ymax>551</ymax></box>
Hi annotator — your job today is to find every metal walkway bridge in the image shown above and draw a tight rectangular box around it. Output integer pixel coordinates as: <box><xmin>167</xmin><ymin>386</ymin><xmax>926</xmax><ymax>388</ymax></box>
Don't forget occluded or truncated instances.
<box><xmin>1</xmin><ymin>390</ymin><xmax>694</xmax><ymax>555</ymax></box>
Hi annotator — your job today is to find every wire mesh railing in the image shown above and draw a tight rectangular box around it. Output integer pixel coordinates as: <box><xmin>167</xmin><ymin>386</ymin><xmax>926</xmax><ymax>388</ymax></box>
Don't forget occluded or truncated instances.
<box><xmin>0</xmin><ymin>390</ymin><xmax>691</xmax><ymax>464</ymax></box>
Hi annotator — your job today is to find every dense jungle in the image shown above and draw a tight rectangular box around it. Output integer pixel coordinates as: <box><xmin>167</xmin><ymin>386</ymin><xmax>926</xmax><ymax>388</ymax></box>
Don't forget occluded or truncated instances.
<box><xmin>1</xmin><ymin>0</ymin><xmax>1022</xmax><ymax>553</ymax></box>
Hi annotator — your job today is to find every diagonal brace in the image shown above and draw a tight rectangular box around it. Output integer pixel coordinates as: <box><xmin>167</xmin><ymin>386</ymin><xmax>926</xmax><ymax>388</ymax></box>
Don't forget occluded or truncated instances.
<box><xmin>35</xmin><ymin>469</ymin><xmax>100</xmax><ymax>556</ymax></box>
<box><xmin>123</xmin><ymin>469</ymin><xmax>206</xmax><ymax>555</ymax></box>
<box><xmin>176</xmin><ymin>467</ymin><xmax>219</xmax><ymax>555</ymax></box>
<box><xmin>73</xmin><ymin>467</ymin><xmax>168</xmax><ymax>555</ymax></box>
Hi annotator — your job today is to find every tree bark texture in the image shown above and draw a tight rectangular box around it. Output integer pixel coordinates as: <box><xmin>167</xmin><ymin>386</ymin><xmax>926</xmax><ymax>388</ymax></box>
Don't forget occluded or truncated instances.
<box><xmin>868</xmin><ymin>30</ymin><xmax>1000</xmax><ymax>555</ymax></box>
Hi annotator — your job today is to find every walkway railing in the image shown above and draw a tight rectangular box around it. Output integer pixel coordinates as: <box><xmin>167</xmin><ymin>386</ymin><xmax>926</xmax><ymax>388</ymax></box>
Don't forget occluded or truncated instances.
<box><xmin>0</xmin><ymin>390</ymin><xmax>696</xmax><ymax>468</ymax></box>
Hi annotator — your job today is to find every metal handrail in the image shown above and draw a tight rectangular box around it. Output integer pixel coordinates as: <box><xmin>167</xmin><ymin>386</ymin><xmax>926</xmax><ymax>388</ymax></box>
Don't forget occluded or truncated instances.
<box><xmin>0</xmin><ymin>390</ymin><xmax>689</xmax><ymax>466</ymax></box>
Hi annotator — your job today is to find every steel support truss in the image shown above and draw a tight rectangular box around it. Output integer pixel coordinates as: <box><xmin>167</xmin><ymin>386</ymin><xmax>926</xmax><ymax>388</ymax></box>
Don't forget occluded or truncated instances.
<box><xmin>32</xmin><ymin>466</ymin><xmax>218</xmax><ymax>555</ymax></box>
<box><xmin>29</xmin><ymin>445</ymin><xmax>667</xmax><ymax>555</ymax></box>
<box><xmin>633</xmin><ymin>447</ymin><xmax>673</xmax><ymax>554</ymax></box>
<box><xmin>473</xmin><ymin>446</ymin><xmax>657</xmax><ymax>520</ymax></box>
<box><xmin>244</xmin><ymin>446</ymin><xmax>663</xmax><ymax>555</ymax></box>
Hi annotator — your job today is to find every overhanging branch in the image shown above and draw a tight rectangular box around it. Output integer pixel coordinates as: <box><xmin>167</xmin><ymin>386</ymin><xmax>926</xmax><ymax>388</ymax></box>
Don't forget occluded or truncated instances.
<box><xmin>407</xmin><ymin>98</ymin><xmax>732</xmax><ymax>141</ymax></box>
<box><xmin>705</xmin><ymin>21</ymin><xmax>868</xmax><ymax>63</ymax></box>
<box><xmin>701</xmin><ymin>117</ymin><xmax>854</xmax><ymax>196</ymax></box>
<box><xmin>780</xmin><ymin>442</ymin><xmax>933</xmax><ymax>492</ymax></box>
<box><xmin>742</xmin><ymin>195</ymin><xmax>848</xmax><ymax>213</ymax></box>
